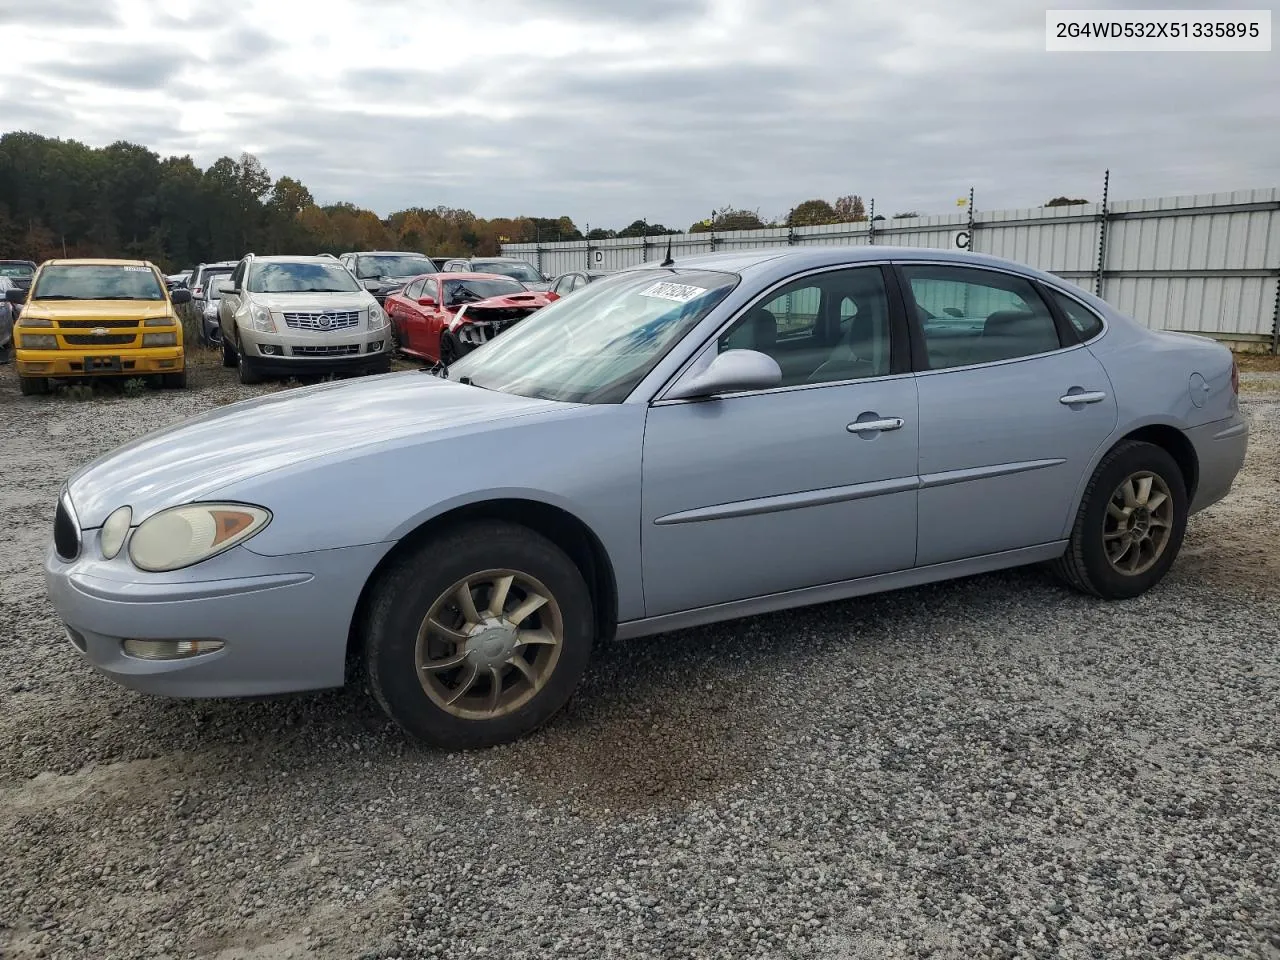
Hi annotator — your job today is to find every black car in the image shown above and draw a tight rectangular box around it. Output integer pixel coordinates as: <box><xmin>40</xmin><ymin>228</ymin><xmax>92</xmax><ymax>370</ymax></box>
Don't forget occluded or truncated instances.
<box><xmin>438</xmin><ymin>256</ymin><xmax>550</xmax><ymax>291</ymax></box>
<box><xmin>338</xmin><ymin>251</ymin><xmax>443</xmax><ymax>304</ymax></box>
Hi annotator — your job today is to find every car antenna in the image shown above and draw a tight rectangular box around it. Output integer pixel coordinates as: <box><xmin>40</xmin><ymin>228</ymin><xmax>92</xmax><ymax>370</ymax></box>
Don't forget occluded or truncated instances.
<box><xmin>659</xmin><ymin>236</ymin><xmax>674</xmax><ymax>268</ymax></box>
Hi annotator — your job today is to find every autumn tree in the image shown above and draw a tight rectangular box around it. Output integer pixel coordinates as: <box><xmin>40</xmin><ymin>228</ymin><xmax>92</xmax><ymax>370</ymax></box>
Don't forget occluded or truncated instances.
<box><xmin>833</xmin><ymin>195</ymin><xmax>867</xmax><ymax>222</ymax></box>
<box><xmin>1046</xmin><ymin>196</ymin><xmax>1089</xmax><ymax>206</ymax></box>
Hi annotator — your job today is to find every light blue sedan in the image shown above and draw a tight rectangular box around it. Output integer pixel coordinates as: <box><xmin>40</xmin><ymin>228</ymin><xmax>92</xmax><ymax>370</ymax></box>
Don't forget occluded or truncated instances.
<box><xmin>44</xmin><ymin>247</ymin><xmax>1248</xmax><ymax>748</ymax></box>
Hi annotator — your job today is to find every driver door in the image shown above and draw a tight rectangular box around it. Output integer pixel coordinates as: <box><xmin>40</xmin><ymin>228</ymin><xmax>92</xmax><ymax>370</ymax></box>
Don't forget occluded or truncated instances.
<box><xmin>640</xmin><ymin>264</ymin><xmax>920</xmax><ymax>617</ymax></box>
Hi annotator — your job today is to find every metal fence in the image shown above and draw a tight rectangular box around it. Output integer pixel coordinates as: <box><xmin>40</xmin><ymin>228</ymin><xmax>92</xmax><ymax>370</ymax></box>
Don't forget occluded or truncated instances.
<box><xmin>502</xmin><ymin>186</ymin><xmax>1280</xmax><ymax>352</ymax></box>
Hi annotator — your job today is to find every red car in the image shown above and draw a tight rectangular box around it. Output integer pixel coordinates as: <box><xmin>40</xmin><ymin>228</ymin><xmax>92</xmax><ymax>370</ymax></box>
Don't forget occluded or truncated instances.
<box><xmin>384</xmin><ymin>272</ymin><xmax>551</xmax><ymax>365</ymax></box>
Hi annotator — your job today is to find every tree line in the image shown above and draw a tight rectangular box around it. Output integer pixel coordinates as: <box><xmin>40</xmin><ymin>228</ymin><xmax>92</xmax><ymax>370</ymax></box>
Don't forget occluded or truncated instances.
<box><xmin>0</xmin><ymin>131</ymin><xmax>1088</xmax><ymax>272</ymax></box>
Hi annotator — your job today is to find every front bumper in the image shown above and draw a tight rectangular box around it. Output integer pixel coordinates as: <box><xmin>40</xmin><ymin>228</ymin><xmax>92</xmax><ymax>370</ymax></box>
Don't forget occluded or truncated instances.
<box><xmin>17</xmin><ymin>347</ymin><xmax>184</xmax><ymax>378</ymax></box>
<box><xmin>44</xmin><ymin>540</ymin><xmax>389</xmax><ymax>697</ymax></box>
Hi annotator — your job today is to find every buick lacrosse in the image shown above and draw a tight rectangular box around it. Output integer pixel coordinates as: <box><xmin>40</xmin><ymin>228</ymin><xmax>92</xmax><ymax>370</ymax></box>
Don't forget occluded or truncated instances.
<box><xmin>44</xmin><ymin>247</ymin><xmax>1248</xmax><ymax>748</ymax></box>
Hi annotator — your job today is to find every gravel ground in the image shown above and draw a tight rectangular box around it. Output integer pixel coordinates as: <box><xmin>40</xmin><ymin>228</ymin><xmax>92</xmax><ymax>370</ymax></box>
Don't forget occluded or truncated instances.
<box><xmin>1</xmin><ymin>355</ymin><xmax>1277</xmax><ymax>960</ymax></box>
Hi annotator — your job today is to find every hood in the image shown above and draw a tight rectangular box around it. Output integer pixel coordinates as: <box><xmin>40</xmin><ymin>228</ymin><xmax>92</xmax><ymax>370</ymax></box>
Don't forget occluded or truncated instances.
<box><xmin>462</xmin><ymin>291</ymin><xmax>551</xmax><ymax>311</ymax></box>
<box><xmin>22</xmin><ymin>299</ymin><xmax>175</xmax><ymax>321</ymax></box>
<box><xmin>67</xmin><ymin>372</ymin><xmax>572</xmax><ymax>527</ymax></box>
<box><xmin>252</xmin><ymin>291</ymin><xmax>374</xmax><ymax>312</ymax></box>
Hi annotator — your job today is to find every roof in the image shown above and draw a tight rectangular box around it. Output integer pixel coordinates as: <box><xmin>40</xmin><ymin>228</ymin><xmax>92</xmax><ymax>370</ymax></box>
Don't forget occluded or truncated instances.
<box><xmin>434</xmin><ymin>271</ymin><xmax>525</xmax><ymax>281</ymax></box>
<box><xmin>346</xmin><ymin>250</ymin><xmax>436</xmax><ymax>257</ymax></box>
<box><xmin>42</xmin><ymin>258</ymin><xmax>155</xmax><ymax>267</ymax></box>
<box><xmin>249</xmin><ymin>254</ymin><xmax>351</xmax><ymax>264</ymax></box>
<box><xmin>618</xmin><ymin>245</ymin><xmax>1066</xmax><ymax>281</ymax></box>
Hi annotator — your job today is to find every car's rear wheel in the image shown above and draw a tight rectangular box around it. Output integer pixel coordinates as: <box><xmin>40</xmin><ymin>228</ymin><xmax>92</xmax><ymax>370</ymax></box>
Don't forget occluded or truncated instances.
<box><xmin>221</xmin><ymin>335</ymin><xmax>237</xmax><ymax>368</ymax></box>
<box><xmin>362</xmin><ymin>520</ymin><xmax>594</xmax><ymax>749</ymax></box>
<box><xmin>19</xmin><ymin>375</ymin><xmax>49</xmax><ymax>396</ymax></box>
<box><xmin>1053</xmin><ymin>440</ymin><xmax>1188</xmax><ymax>599</ymax></box>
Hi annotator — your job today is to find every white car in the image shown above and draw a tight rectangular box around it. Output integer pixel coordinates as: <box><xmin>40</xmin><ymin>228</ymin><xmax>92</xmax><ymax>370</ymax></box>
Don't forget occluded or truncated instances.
<box><xmin>216</xmin><ymin>254</ymin><xmax>393</xmax><ymax>383</ymax></box>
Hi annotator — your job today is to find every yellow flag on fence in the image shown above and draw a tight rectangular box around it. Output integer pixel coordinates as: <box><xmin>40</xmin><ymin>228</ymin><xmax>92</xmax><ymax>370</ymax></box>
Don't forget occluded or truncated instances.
<box><xmin>956</xmin><ymin>198</ymin><xmax>968</xmax><ymax>207</ymax></box>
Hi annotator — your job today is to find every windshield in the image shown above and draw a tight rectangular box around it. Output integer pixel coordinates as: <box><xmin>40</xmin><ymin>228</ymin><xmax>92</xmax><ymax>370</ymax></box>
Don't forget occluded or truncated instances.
<box><xmin>446</xmin><ymin>270</ymin><xmax>738</xmax><ymax>404</ymax></box>
<box><xmin>0</xmin><ymin>263</ymin><xmax>35</xmax><ymax>278</ymax></box>
<box><xmin>247</xmin><ymin>261</ymin><xmax>361</xmax><ymax>294</ymax></box>
<box><xmin>356</xmin><ymin>254</ymin><xmax>437</xmax><ymax>279</ymax></box>
<box><xmin>30</xmin><ymin>264</ymin><xmax>166</xmax><ymax>301</ymax></box>
<box><xmin>470</xmin><ymin>260</ymin><xmax>542</xmax><ymax>283</ymax></box>
<box><xmin>444</xmin><ymin>278</ymin><xmax>527</xmax><ymax>305</ymax></box>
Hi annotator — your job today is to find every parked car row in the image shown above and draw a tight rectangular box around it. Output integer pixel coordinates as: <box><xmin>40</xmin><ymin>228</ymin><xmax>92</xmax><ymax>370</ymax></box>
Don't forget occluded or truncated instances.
<box><xmin>6</xmin><ymin>244</ymin><xmax>608</xmax><ymax>391</ymax></box>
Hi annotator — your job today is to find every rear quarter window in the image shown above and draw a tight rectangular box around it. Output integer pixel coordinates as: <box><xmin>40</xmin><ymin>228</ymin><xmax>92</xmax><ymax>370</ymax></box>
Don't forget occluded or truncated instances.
<box><xmin>1046</xmin><ymin>287</ymin><xmax>1105</xmax><ymax>341</ymax></box>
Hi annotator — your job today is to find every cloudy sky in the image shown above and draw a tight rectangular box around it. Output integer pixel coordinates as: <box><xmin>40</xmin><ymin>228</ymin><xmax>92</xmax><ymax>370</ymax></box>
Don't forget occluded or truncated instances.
<box><xmin>1</xmin><ymin>0</ymin><xmax>1276</xmax><ymax>228</ymax></box>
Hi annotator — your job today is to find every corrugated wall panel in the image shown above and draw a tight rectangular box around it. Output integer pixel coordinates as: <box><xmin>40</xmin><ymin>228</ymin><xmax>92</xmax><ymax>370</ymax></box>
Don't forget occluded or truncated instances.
<box><xmin>503</xmin><ymin>189</ymin><xmax>1280</xmax><ymax>343</ymax></box>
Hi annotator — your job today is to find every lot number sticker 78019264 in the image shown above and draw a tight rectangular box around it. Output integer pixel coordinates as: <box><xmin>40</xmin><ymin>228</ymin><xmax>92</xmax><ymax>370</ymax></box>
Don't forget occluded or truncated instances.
<box><xmin>638</xmin><ymin>281</ymin><xmax>708</xmax><ymax>303</ymax></box>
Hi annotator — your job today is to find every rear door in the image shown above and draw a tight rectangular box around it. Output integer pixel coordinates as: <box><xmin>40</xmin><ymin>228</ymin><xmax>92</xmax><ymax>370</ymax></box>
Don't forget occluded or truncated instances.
<box><xmin>897</xmin><ymin>262</ymin><xmax>1118</xmax><ymax>566</ymax></box>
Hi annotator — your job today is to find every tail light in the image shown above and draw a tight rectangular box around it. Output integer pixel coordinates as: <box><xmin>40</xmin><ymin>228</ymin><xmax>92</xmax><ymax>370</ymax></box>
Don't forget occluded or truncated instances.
<box><xmin>1231</xmin><ymin>358</ymin><xmax>1239</xmax><ymax>395</ymax></box>
<box><xmin>192</xmin><ymin>285</ymin><xmax>203</xmax><ymax>297</ymax></box>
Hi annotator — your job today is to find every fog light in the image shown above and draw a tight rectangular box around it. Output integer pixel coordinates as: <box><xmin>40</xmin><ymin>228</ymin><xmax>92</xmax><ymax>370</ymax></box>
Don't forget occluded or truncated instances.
<box><xmin>259</xmin><ymin>344</ymin><xmax>279</xmax><ymax>356</ymax></box>
<box><xmin>368</xmin><ymin>341</ymin><xmax>383</xmax><ymax>352</ymax></box>
<box><xmin>122</xmin><ymin>638</ymin><xmax>225</xmax><ymax>660</ymax></box>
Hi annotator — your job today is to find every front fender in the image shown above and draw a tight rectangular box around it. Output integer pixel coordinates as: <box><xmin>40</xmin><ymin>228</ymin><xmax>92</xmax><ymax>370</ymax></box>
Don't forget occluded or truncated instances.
<box><xmin>225</xmin><ymin>404</ymin><xmax>649</xmax><ymax>620</ymax></box>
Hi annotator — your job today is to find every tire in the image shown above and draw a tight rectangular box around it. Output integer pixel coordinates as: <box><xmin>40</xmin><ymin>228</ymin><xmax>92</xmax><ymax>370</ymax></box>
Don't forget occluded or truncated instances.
<box><xmin>221</xmin><ymin>335</ymin><xmax>237</xmax><ymax>368</ymax></box>
<box><xmin>237</xmin><ymin>346</ymin><xmax>264</xmax><ymax>385</ymax></box>
<box><xmin>163</xmin><ymin>370</ymin><xmax>187</xmax><ymax>389</ymax></box>
<box><xmin>1053</xmin><ymin>440</ymin><xmax>1188</xmax><ymax>600</ymax></box>
<box><xmin>439</xmin><ymin>334</ymin><xmax>459</xmax><ymax>367</ymax></box>
<box><xmin>362</xmin><ymin>520</ymin><xmax>595</xmax><ymax>749</ymax></box>
<box><xmin>19</xmin><ymin>375</ymin><xmax>49</xmax><ymax>396</ymax></box>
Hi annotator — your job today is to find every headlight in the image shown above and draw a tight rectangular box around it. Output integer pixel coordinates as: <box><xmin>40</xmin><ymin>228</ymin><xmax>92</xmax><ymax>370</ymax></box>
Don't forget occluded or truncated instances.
<box><xmin>249</xmin><ymin>303</ymin><xmax>276</xmax><ymax>333</ymax></box>
<box><xmin>128</xmin><ymin>503</ymin><xmax>271</xmax><ymax>572</ymax></box>
<box><xmin>21</xmin><ymin>333</ymin><xmax>57</xmax><ymax>349</ymax></box>
<box><xmin>367</xmin><ymin>304</ymin><xmax>387</xmax><ymax>329</ymax></box>
<box><xmin>18</xmin><ymin>316</ymin><xmax>52</xmax><ymax>327</ymax></box>
<box><xmin>143</xmin><ymin>333</ymin><xmax>178</xmax><ymax>347</ymax></box>
<box><xmin>143</xmin><ymin>317</ymin><xmax>173</xmax><ymax>327</ymax></box>
<box><xmin>100</xmin><ymin>506</ymin><xmax>132</xmax><ymax>559</ymax></box>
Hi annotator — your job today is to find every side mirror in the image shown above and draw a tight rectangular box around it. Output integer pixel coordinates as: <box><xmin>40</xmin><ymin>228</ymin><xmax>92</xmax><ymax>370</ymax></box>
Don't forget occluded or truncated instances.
<box><xmin>417</xmin><ymin>296</ymin><xmax>437</xmax><ymax>307</ymax></box>
<box><xmin>362</xmin><ymin>278</ymin><xmax>380</xmax><ymax>289</ymax></box>
<box><xmin>170</xmin><ymin>288</ymin><xmax>192</xmax><ymax>305</ymax></box>
<box><xmin>664</xmin><ymin>349</ymin><xmax>783</xmax><ymax>401</ymax></box>
<box><xmin>4</xmin><ymin>288</ymin><xmax>24</xmax><ymax>304</ymax></box>
<box><xmin>214</xmin><ymin>280</ymin><xmax>234</xmax><ymax>295</ymax></box>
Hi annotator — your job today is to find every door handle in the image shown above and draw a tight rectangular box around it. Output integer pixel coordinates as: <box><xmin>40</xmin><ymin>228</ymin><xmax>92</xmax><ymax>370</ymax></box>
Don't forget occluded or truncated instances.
<box><xmin>847</xmin><ymin>417</ymin><xmax>904</xmax><ymax>434</ymax></box>
<box><xmin>1059</xmin><ymin>390</ymin><xmax>1107</xmax><ymax>405</ymax></box>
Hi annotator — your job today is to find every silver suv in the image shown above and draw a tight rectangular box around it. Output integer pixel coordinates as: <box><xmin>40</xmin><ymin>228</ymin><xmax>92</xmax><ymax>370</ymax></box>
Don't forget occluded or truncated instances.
<box><xmin>216</xmin><ymin>254</ymin><xmax>392</xmax><ymax>384</ymax></box>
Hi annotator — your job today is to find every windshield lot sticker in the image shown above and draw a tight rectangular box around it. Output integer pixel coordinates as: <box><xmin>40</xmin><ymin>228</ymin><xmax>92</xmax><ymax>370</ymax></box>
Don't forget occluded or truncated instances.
<box><xmin>123</xmin><ymin>266</ymin><xmax>152</xmax><ymax>271</ymax></box>
<box><xmin>639</xmin><ymin>281</ymin><xmax>707</xmax><ymax>303</ymax></box>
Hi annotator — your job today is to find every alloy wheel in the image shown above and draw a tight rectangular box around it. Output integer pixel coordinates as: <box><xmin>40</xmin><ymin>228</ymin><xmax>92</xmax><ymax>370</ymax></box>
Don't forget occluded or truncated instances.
<box><xmin>1103</xmin><ymin>471</ymin><xmax>1174</xmax><ymax>576</ymax></box>
<box><xmin>414</xmin><ymin>569</ymin><xmax>564</xmax><ymax>720</ymax></box>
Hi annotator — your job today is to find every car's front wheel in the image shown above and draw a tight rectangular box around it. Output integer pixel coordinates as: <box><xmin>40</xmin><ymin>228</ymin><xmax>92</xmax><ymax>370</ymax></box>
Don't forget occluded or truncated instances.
<box><xmin>19</xmin><ymin>375</ymin><xmax>49</xmax><ymax>396</ymax></box>
<box><xmin>1054</xmin><ymin>439</ymin><xmax>1188</xmax><ymax>599</ymax></box>
<box><xmin>362</xmin><ymin>521</ymin><xmax>594</xmax><ymax>749</ymax></box>
<box><xmin>237</xmin><ymin>345</ymin><xmax>264</xmax><ymax>385</ymax></box>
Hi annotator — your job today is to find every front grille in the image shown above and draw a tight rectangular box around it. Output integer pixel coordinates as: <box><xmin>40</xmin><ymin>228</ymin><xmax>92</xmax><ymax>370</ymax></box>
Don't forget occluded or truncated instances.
<box><xmin>293</xmin><ymin>344</ymin><xmax>360</xmax><ymax>356</ymax></box>
<box><xmin>64</xmin><ymin>334</ymin><xmax>137</xmax><ymax>346</ymax></box>
<box><xmin>53</xmin><ymin>495</ymin><xmax>80</xmax><ymax>561</ymax></box>
<box><xmin>282</xmin><ymin>311</ymin><xmax>360</xmax><ymax>331</ymax></box>
<box><xmin>57</xmin><ymin>319</ymin><xmax>141</xmax><ymax>329</ymax></box>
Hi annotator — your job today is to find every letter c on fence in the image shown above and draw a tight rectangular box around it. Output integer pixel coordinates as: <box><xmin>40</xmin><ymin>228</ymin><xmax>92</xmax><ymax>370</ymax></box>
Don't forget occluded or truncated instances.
<box><xmin>954</xmin><ymin>231</ymin><xmax>970</xmax><ymax>249</ymax></box>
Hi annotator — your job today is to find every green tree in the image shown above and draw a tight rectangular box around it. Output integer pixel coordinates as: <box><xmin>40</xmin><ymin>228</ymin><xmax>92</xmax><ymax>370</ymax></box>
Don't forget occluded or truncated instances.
<box><xmin>786</xmin><ymin>199</ymin><xmax>838</xmax><ymax>227</ymax></box>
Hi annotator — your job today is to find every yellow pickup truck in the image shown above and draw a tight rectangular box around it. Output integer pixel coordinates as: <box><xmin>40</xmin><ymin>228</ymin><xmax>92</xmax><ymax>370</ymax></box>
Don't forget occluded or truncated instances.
<box><xmin>7</xmin><ymin>258</ymin><xmax>191</xmax><ymax>395</ymax></box>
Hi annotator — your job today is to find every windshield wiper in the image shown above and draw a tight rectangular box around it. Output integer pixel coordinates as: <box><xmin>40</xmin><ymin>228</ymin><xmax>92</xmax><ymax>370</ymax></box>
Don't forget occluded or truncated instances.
<box><xmin>291</xmin><ymin>287</ymin><xmax>351</xmax><ymax>293</ymax></box>
<box><xmin>32</xmin><ymin>294</ymin><xmax>87</xmax><ymax>300</ymax></box>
